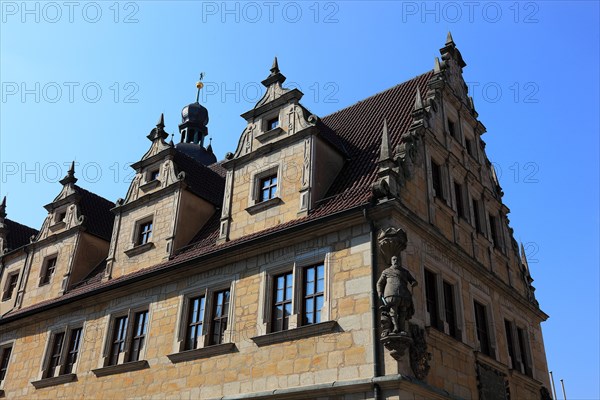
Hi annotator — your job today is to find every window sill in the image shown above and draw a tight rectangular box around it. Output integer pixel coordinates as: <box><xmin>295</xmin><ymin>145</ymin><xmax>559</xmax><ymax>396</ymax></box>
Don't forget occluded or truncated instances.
<box><xmin>245</xmin><ymin>197</ymin><xmax>282</xmax><ymax>215</ymax></box>
<box><xmin>124</xmin><ymin>242</ymin><xmax>154</xmax><ymax>257</ymax></box>
<box><xmin>251</xmin><ymin>321</ymin><xmax>339</xmax><ymax>347</ymax></box>
<box><xmin>167</xmin><ymin>342</ymin><xmax>237</xmax><ymax>363</ymax></box>
<box><xmin>49</xmin><ymin>221</ymin><xmax>66</xmax><ymax>232</ymax></box>
<box><xmin>140</xmin><ymin>180</ymin><xmax>161</xmax><ymax>192</ymax></box>
<box><xmin>256</xmin><ymin>127</ymin><xmax>284</xmax><ymax>142</ymax></box>
<box><xmin>91</xmin><ymin>360</ymin><xmax>149</xmax><ymax>377</ymax></box>
<box><xmin>31</xmin><ymin>373</ymin><xmax>77</xmax><ymax>389</ymax></box>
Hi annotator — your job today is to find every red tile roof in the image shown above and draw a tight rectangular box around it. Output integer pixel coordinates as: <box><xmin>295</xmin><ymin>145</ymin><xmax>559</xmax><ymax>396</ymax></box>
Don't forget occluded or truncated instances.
<box><xmin>75</xmin><ymin>185</ymin><xmax>115</xmax><ymax>241</ymax></box>
<box><xmin>4</xmin><ymin>219</ymin><xmax>38</xmax><ymax>252</ymax></box>
<box><xmin>1</xmin><ymin>70</ymin><xmax>433</xmax><ymax>322</ymax></box>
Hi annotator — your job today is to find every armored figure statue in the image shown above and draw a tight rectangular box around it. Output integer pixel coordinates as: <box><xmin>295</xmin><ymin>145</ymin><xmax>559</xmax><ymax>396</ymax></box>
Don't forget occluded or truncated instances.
<box><xmin>377</xmin><ymin>255</ymin><xmax>417</xmax><ymax>335</ymax></box>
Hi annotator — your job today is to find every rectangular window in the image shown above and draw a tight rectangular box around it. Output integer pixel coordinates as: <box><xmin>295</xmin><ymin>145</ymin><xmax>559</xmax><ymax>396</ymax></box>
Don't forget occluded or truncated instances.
<box><xmin>129</xmin><ymin>311</ymin><xmax>149</xmax><ymax>362</ymax></box>
<box><xmin>46</xmin><ymin>332</ymin><xmax>65</xmax><ymax>378</ymax></box>
<box><xmin>150</xmin><ymin>170</ymin><xmax>160</xmax><ymax>181</ymax></box>
<box><xmin>137</xmin><ymin>221</ymin><xmax>153</xmax><ymax>245</ymax></box>
<box><xmin>473</xmin><ymin>199</ymin><xmax>483</xmax><ymax>234</ymax></box>
<box><xmin>448</xmin><ymin>119</ymin><xmax>458</xmax><ymax>140</ymax></box>
<box><xmin>303</xmin><ymin>264</ymin><xmax>325</xmax><ymax>325</ymax></box>
<box><xmin>63</xmin><ymin>328</ymin><xmax>82</xmax><ymax>374</ymax></box>
<box><xmin>0</xmin><ymin>346</ymin><xmax>12</xmax><ymax>386</ymax></box>
<box><xmin>185</xmin><ymin>296</ymin><xmax>206</xmax><ymax>350</ymax></box>
<box><xmin>209</xmin><ymin>289</ymin><xmax>230</xmax><ymax>345</ymax></box>
<box><xmin>517</xmin><ymin>327</ymin><xmax>532</xmax><ymax>377</ymax></box>
<box><xmin>489</xmin><ymin>214</ymin><xmax>501</xmax><ymax>249</ymax></box>
<box><xmin>424</xmin><ymin>269</ymin><xmax>441</xmax><ymax>331</ymax></box>
<box><xmin>108</xmin><ymin>316</ymin><xmax>128</xmax><ymax>366</ymax></box>
<box><xmin>505</xmin><ymin>320</ymin><xmax>517</xmax><ymax>369</ymax></box>
<box><xmin>42</xmin><ymin>327</ymin><xmax>82</xmax><ymax>378</ymax></box>
<box><xmin>271</xmin><ymin>272</ymin><xmax>293</xmax><ymax>332</ymax></box>
<box><xmin>474</xmin><ymin>301</ymin><xmax>492</xmax><ymax>357</ymax></box>
<box><xmin>465</xmin><ymin>138</ymin><xmax>475</xmax><ymax>157</ymax></box>
<box><xmin>431</xmin><ymin>159</ymin><xmax>445</xmax><ymax>200</ymax></box>
<box><xmin>454</xmin><ymin>182</ymin><xmax>467</xmax><ymax>219</ymax></box>
<box><xmin>443</xmin><ymin>281</ymin><xmax>458</xmax><ymax>339</ymax></box>
<box><xmin>40</xmin><ymin>256</ymin><xmax>57</xmax><ymax>286</ymax></box>
<box><xmin>2</xmin><ymin>273</ymin><xmax>19</xmax><ymax>301</ymax></box>
<box><xmin>260</xmin><ymin>175</ymin><xmax>278</xmax><ymax>202</ymax></box>
<box><xmin>267</xmin><ymin>117</ymin><xmax>279</xmax><ymax>130</ymax></box>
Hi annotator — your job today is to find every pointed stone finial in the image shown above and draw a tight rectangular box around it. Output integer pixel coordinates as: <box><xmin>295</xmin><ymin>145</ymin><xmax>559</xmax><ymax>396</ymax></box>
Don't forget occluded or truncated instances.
<box><xmin>148</xmin><ymin>113</ymin><xmax>169</xmax><ymax>142</ymax></box>
<box><xmin>520</xmin><ymin>242</ymin><xmax>529</xmax><ymax>270</ymax></box>
<box><xmin>157</xmin><ymin>113</ymin><xmax>165</xmax><ymax>129</ymax></box>
<box><xmin>0</xmin><ymin>196</ymin><xmax>6</xmax><ymax>219</ymax></box>
<box><xmin>446</xmin><ymin>31</ymin><xmax>455</xmax><ymax>45</ymax></box>
<box><xmin>434</xmin><ymin>57</ymin><xmax>442</xmax><ymax>73</ymax></box>
<box><xmin>379</xmin><ymin>119</ymin><xmax>392</xmax><ymax>162</ymax></box>
<box><xmin>60</xmin><ymin>161</ymin><xmax>78</xmax><ymax>186</ymax></box>
<box><xmin>270</xmin><ymin>57</ymin><xmax>280</xmax><ymax>75</ymax></box>
<box><xmin>414</xmin><ymin>88</ymin><xmax>423</xmax><ymax>110</ymax></box>
<box><xmin>207</xmin><ymin>137</ymin><xmax>214</xmax><ymax>153</ymax></box>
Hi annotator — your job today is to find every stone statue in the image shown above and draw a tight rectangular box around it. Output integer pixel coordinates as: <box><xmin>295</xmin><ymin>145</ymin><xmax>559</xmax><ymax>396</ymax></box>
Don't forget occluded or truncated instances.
<box><xmin>377</xmin><ymin>255</ymin><xmax>417</xmax><ymax>335</ymax></box>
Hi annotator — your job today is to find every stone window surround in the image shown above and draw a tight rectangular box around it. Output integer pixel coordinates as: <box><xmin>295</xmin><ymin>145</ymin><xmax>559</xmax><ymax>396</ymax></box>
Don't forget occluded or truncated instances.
<box><xmin>0</xmin><ymin>340</ymin><xmax>14</xmax><ymax>392</ymax></box>
<box><xmin>256</xmin><ymin>248</ymin><xmax>331</xmax><ymax>337</ymax></box>
<box><xmin>246</xmin><ymin>163</ymin><xmax>283</xmax><ymax>213</ymax></box>
<box><xmin>502</xmin><ymin>310</ymin><xmax>534</xmax><ymax>379</ymax></box>
<box><xmin>96</xmin><ymin>303</ymin><xmax>153</xmax><ymax>371</ymax></box>
<box><xmin>450</xmin><ymin>176</ymin><xmax>470</xmax><ymax>223</ymax></box>
<box><xmin>1</xmin><ymin>271</ymin><xmax>19</xmax><ymax>302</ymax></box>
<box><xmin>171</xmin><ymin>275</ymin><xmax>238</xmax><ymax>359</ymax></box>
<box><xmin>421</xmin><ymin>261</ymin><xmax>465</xmax><ymax>342</ymax></box>
<box><xmin>469</xmin><ymin>192</ymin><xmax>487</xmax><ymax>238</ymax></box>
<box><xmin>39</xmin><ymin>254</ymin><xmax>59</xmax><ymax>287</ymax></box>
<box><xmin>428</xmin><ymin>155</ymin><xmax>451</xmax><ymax>208</ymax></box>
<box><xmin>32</xmin><ymin>321</ymin><xmax>85</xmax><ymax>389</ymax></box>
<box><xmin>126</xmin><ymin>215</ymin><xmax>154</xmax><ymax>256</ymax></box>
<box><xmin>469</xmin><ymin>287</ymin><xmax>498</xmax><ymax>360</ymax></box>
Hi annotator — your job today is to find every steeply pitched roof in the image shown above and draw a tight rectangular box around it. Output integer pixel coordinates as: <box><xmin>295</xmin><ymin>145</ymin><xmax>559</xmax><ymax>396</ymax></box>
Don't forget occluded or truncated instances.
<box><xmin>1</xmin><ymin>70</ymin><xmax>434</xmax><ymax>321</ymax></box>
<box><xmin>173</xmin><ymin>150</ymin><xmax>226</xmax><ymax>206</ymax></box>
<box><xmin>4</xmin><ymin>219</ymin><xmax>38</xmax><ymax>252</ymax></box>
<box><xmin>75</xmin><ymin>185</ymin><xmax>115</xmax><ymax>241</ymax></box>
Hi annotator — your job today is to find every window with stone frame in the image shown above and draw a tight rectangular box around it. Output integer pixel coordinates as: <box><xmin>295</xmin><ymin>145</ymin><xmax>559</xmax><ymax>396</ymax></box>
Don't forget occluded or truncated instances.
<box><xmin>42</xmin><ymin>326</ymin><xmax>83</xmax><ymax>378</ymax></box>
<box><xmin>2</xmin><ymin>273</ymin><xmax>19</xmax><ymax>301</ymax></box>
<box><xmin>136</xmin><ymin>220</ymin><xmax>153</xmax><ymax>246</ymax></box>
<box><xmin>488</xmin><ymin>213</ymin><xmax>503</xmax><ymax>250</ymax></box>
<box><xmin>465</xmin><ymin>137</ymin><xmax>476</xmax><ymax>158</ymax></box>
<box><xmin>474</xmin><ymin>300</ymin><xmax>493</xmax><ymax>358</ymax></box>
<box><xmin>448</xmin><ymin>118</ymin><xmax>459</xmax><ymax>141</ymax></box>
<box><xmin>271</xmin><ymin>271</ymin><xmax>293</xmax><ymax>332</ymax></box>
<box><xmin>104</xmin><ymin>308</ymin><xmax>149</xmax><ymax>366</ymax></box>
<box><xmin>504</xmin><ymin>318</ymin><xmax>533</xmax><ymax>377</ymax></box>
<box><xmin>504</xmin><ymin>319</ymin><xmax>517</xmax><ymax>369</ymax></box>
<box><xmin>259</xmin><ymin>175</ymin><xmax>278</xmax><ymax>203</ymax></box>
<box><xmin>302</xmin><ymin>263</ymin><xmax>325</xmax><ymax>326</ymax></box>
<box><xmin>430</xmin><ymin>158</ymin><xmax>446</xmax><ymax>201</ymax></box>
<box><xmin>516</xmin><ymin>327</ymin><xmax>533</xmax><ymax>377</ymax></box>
<box><xmin>0</xmin><ymin>344</ymin><xmax>12</xmax><ymax>388</ymax></box>
<box><xmin>39</xmin><ymin>256</ymin><xmax>58</xmax><ymax>286</ymax></box>
<box><xmin>472</xmin><ymin>198</ymin><xmax>485</xmax><ymax>235</ymax></box>
<box><xmin>209</xmin><ymin>289</ymin><xmax>230</xmax><ymax>346</ymax></box>
<box><xmin>453</xmin><ymin>181</ymin><xmax>468</xmax><ymax>221</ymax></box>
<box><xmin>267</xmin><ymin>117</ymin><xmax>279</xmax><ymax>131</ymax></box>
<box><xmin>424</xmin><ymin>268</ymin><xmax>462</xmax><ymax>340</ymax></box>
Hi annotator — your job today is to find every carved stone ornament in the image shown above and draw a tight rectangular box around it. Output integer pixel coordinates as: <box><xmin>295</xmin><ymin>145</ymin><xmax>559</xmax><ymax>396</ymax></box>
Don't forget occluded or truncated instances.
<box><xmin>376</xmin><ymin>227</ymin><xmax>429</xmax><ymax>379</ymax></box>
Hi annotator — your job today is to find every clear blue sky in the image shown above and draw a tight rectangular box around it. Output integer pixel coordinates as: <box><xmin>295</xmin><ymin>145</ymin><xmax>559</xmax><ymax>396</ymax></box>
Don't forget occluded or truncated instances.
<box><xmin>1</xmin><ymin>1</ymin><xmax>598</xmax><ymax>398</ymax></box>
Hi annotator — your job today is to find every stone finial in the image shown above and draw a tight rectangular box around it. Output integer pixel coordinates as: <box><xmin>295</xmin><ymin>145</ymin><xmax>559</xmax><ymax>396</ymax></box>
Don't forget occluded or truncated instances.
<box><xmin>270</xmin><ymin>56</ymin><xmax>280</xmax><ymax>75</ymax></box>
<box><xmin>520</xmin><ymin>242</ymin><xmax>529</xmax><ymax>271</ymax></box>
<box><xmin>0</xmin><ymin>196</ymin><xmax>6</xmax><ymax>219</ymax></box>
<box><xmin>446</xmin><ymin>31</ymin><xmax>455</xmax><ymax>45</ymax></box>
<box><xmin>148</xmin><ymin>113</ymin><xmax>169</xmax><ymax>141</ymax></box>
<box><xmin>379</xmin><ymin>119</ymin><xmax>392</xmax><ymax>162</ymax></box>
<box><xmin>414</xmin><ymin>87</ymin><xmax>424</xmax><ymax>110</ymax></box>
<box><xmin>157</xmin><ymin>113</ymin><xmax>165</xmax><ymax>129</ymax></box>
<box><xmin>434</xmin><ymin>57</ymin><xmax>442</xmax><ymax>73</ymax></box>
<box><xmin>59</xmin><ymin>161</ymin><xmax>78</xmax><ymax>186</ymax></box>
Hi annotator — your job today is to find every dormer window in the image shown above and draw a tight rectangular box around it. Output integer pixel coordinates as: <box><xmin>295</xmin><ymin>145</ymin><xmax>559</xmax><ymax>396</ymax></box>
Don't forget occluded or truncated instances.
<box><xmin>260</xmin><ymin>175</ymin><xmax>278</xmax><ymax>202</ymax></box>
<box><xmin>137</xmin><ymin>221</ymin><xmax>153</xmax><ymax>245</ymax></box>
<box><xmin>40</xmin><ymin>256</ymin><xmax>58</xmax><ymax>286</ymax></box>
<box><xmin>57</xmin><ymin>211</ymin><xmax>66</xmax><ymax>222</ymax></box>
<box><xmin>150</xmin><ymin>170</ymin><xmax>160</xmax><ymax>181</ymax></box>
<box><xmin>267</xmin><ymin>117</ymin><xmax>279</xmax><ymax>131</ymax></box>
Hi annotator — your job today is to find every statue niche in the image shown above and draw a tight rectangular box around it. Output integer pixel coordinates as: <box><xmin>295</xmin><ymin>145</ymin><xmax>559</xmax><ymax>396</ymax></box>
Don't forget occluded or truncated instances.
<box><xmin>376</xmin><ymin>227</ymin><xmax>430</xmax><ymax>379</ymax></box>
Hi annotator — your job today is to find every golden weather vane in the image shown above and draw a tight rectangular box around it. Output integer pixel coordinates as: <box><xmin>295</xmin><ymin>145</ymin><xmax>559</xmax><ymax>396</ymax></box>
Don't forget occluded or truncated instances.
<box><xmin>196</xmin><ymin>72</ymin><xmax>205</xmax><ymax>103</ymax></box>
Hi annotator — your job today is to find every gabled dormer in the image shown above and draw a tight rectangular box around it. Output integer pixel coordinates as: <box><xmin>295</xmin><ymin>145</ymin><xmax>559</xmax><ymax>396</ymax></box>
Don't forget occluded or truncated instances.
<box><xmin>104</xmin><ymin>99</ymin><xmax>224</xmax><ymax>280</ymax></box>
<box><xmin>17</xmin><ymin>165</ymin><xmax>114</xmax><ymax>309</ymax></box>
<box><xmin>218</xmin><ymin>58</ymin><xmax>345</xmax><ymax>242</ymax></box>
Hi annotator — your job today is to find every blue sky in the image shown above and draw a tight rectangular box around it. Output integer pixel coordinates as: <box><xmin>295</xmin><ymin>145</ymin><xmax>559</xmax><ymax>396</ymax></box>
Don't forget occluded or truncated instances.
<box><xmin>1</xmin><ymin>1</ymin><xmax>598</xmax><ymax>398</ymax></box>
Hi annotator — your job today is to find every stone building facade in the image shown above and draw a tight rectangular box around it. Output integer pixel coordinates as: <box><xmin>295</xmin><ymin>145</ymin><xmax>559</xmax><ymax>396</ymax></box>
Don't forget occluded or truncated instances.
<box><xmin>0</xmin><ymin>34</ymin><xmax>551</xmax><ymax>399</ymax></box>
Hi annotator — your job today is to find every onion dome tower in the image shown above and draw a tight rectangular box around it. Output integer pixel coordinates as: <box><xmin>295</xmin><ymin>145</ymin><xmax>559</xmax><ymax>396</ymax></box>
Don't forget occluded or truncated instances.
<box><xmin>175</xmin><ymin>75</ymin><xmax>217</xmax><ymax>165</ymax></box>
